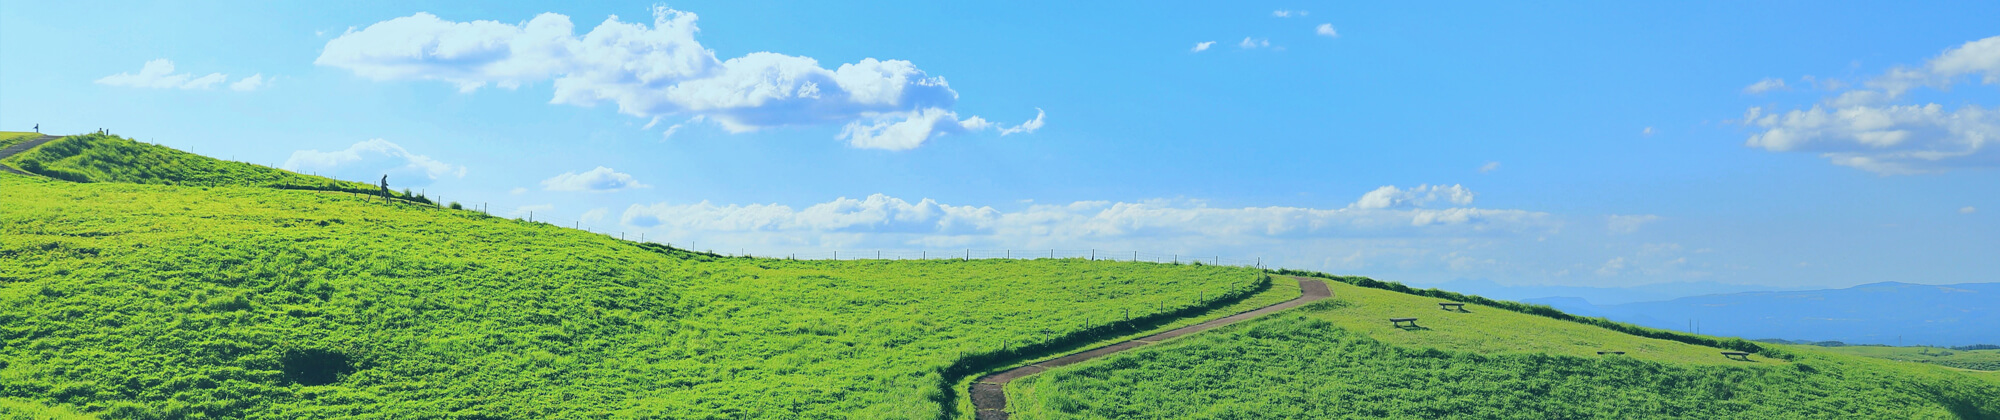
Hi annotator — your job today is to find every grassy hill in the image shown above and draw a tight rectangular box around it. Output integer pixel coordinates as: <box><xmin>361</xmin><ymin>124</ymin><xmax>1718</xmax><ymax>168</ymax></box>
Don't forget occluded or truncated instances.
<box><xmin>0</xmin><ymin>133</ymin><xmax>430</xmax><ymax>203</ymax></box>
<box><xmin>0</xmin><ymin>170</ymin><xmax>1290</xmax><ymax>418</ymax></box>
<box><xmin>6</xmin><ymin>136</ymin><xmax>1998</xmax><ymax>419</ymax></box>
<box><xmin>1816</xmin><ymin>346</ymin><xmax>2000</xmax><ymax>372</ymax></box>
<box><xmin>1006</xmin><ymin>276</ymin><xmax>2000</xmax><ymax>419</ymax></box>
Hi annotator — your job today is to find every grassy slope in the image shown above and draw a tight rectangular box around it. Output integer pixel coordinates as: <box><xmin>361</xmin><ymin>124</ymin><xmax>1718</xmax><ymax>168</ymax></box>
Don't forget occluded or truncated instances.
<box><xmin>0</xmin><ymin>131</ymin><xmax>40</xmax><ymax>150</ymax></box>
<box><xmin>0</xmin><ymin>133</ymin><xmax>430</xmax><ymax>203</ymax></box>
<box><xmin>0</xmin><ymin>174</ymin><xmax>1270</xmax><ymax>419</ymax></box>
<box><xmin>1818</xmin><ymin>346</ymin><xmax>2000</xmax><ymax>372</ymax></box>
<box><xmin>1009</xmin><ymin>278</ymin><xmax>2000</xmax><ymax>419</ymax></box>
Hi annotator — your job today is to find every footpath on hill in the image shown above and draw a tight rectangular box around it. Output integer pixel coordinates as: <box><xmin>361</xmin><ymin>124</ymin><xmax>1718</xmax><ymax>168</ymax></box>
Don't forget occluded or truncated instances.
<box><xmin>0</xmin><ymin>134</ymin><xmax>60</xmax><ymax>175</ymax></box>
<box><xmin>970</xmin><ymin>276</ymin><xmax>1333</xmax><ymax>419</ymax></box>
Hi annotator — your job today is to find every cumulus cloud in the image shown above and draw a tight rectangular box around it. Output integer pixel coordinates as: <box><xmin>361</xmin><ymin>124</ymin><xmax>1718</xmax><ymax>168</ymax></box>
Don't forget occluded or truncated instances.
<box><xmin>1607</xmin><ymin>214</ymin><xmax>1661</xmax><ymax>235</ymax></box>
<box><xmin>316</xmin><ymin>7</ymin><xmax>1037</xmax><ymax>150</ymax></box>
<box><xmin>1192</xmin><ymin>41</ymin><xmax>1216</xmax><ymax>52</ymax></box>
<box><xmin>283</xmin><ymin>139</ymin><xmax>465</xmax><ymax>186</ymax></box>
<box><xmin>540</xmin><ymin>166</ymin><xmax>649</xmax><ymax>192</ymax></box>
<box><xmin>1743</xmin><ymin>78</ymin><xmax>1788</xmax><ymax>94</ymax></box>
<box><xmin>1316</xmin><ymin>23</ymin><xmax>1339</xmax><ymax>38</ymax></box>
<box><xmin>1742</xmin><ymin>36</ymin><xmax>2000</xmax><ymax>174</ymax></box>
<box><xmin>95</xmin><ymin>59</ymin><xmax>229</xmax><ymax>90</ymax></box>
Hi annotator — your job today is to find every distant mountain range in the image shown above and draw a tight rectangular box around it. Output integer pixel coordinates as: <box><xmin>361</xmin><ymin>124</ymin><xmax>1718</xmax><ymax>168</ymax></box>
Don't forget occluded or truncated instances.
<box><xmin>1413</xmin><ymin>279</ymin><xmax>1812</xmax><ymax>305</ymax></box>
<box><xmin>1518</xmin><ymin>282</ymin><xmax>2000</xmax><ymax>347</ymax></box>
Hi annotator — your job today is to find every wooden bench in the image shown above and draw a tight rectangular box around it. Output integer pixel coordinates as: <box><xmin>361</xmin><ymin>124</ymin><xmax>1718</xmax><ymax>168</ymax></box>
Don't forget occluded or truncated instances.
<box><xmin>1438</xmin><ymin>302</ymin><xmax>1466</xmax><ymax>311</ymax></box>
<box><xmin>1721</xmin><ymin>351</ymin><xmax>1751</xmax><ymax>361</ymax></box>
<box><xmin>1596</xmin><ymin>351</ymin><xmax>1625</xmax><ymax>355</ymax></box>
<box><xmin>1390</xmin><ymin>317</ymin><xmax>1419</xmax><ymax>328</ymax></box>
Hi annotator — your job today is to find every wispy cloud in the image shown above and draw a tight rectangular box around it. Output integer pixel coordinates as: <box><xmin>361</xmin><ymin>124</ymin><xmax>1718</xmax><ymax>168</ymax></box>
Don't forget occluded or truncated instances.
<box><xmin>1272</xmin><ymin>10</ymin><xmax>1308</xmax><ymax>18</ymax></box>
<box><xmin>1239</xmin><ymin>37</ymin><xmax>1271</xmax><ymax>49</ymax></box>
<box><xmin>1607</xmin><ymin>214</ymin><xmax>1661</xmax><ymax>235</ymax></box>
<box><xmin>96</xmin><ymin>59</ymin><xmax>231</xmax><ymax>90</ymax></box>
<box><xmin>1479</xmin><ymin>161</ymin><xmax>1501</xmax><ymax>174</ymax></box>
<box><xmin>1192</xmin><ymin>41</ymin><xmax>1216</xmax><ymax>52</ymax></box>
<box><xmin>541</xmin><ymin>167</ymin><xmax>649</xmax><ymax>192</ymax></box>
<box><xmin>1742</xmin><ymin>77</ymin><xmax>1787</xmax><ymax>94</ymax></box>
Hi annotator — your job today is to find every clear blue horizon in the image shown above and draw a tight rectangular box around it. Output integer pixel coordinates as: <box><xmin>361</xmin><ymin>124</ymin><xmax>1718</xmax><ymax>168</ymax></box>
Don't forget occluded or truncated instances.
<box><xmin>4</xmin><ymin>1</ymin><xmax>1995</xmax><ymax>290</ymax></box>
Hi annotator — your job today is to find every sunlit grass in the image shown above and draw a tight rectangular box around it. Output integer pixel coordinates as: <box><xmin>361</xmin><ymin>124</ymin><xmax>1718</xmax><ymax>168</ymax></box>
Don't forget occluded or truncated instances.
<box><xmin>0</xmin><ymin>174</ymin><xmax>1268</xmax><ymax>419</ymax></box>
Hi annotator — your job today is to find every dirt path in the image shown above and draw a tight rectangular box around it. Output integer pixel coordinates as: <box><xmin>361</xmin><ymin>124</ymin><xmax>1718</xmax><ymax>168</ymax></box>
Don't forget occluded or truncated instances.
<box><xmin>0</xmin><ymin>135</ymin><xmax>61</xmax><ymax>176</ymax></box>
<box><xmin>970</xmin><ymin>276</ymin><xmax>1333</xmax><ymax>419</ymax></box>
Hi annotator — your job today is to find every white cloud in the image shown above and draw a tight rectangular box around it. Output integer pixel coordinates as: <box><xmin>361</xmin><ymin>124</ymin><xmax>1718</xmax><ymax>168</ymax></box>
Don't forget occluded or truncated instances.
<box><xmin>1642</xmin><ymin>126</ymin><xmax>1656</xmax><ymax>136</ymax></box>
<box><xmin>1348</xmin><ymin>184</ymin><xmax>1474</xmax><ymax>210</ymax></box>
<box><xmin>1239</xmin><ymin>37</ymin><xmax>1270</xmax><ymax>49</ymax></box>
<box><xmin>1743</xmin><ymin>36</ymin><xmax>2000</xmax><ymax>174</ymax></box>
<box><xmin>1479</xmin><ymin>161</ymin><xmax>1500</xmax><ymax>174</ymax></box>
<box><xmin>1596</xmin><ymin>257</ymin><xmax>1628</xmax><ymax>276</ymax></box>
<box><xmin>582</xmin><ymin>207</ymin><xmax>609</xmax><ymax>223</ymax></box>
<box><xmin>1272</xmin><ymin>10</ymin><xmax>1307</xmax><ymax>17</ymax></box>
<box><xmin>1315</xmin><ymin>23</ymin><xmax>1338</xmax><ymax>38</ymax></box>
<box><xmin>1743</xmin><ymin>78</ymin><xmax>1788</xmax><ymax>94</ymax></box>
<box><xmin>316</xmin><ymin>7</ymin><xmax>1032</xmax><ymax>150</ymax></box>
<box><xmin>1192</xmin><ymin>41</ymin><xmax>1216</xmax><ymax>52</ymax></box>
<box><xmin>540</xmin><ymin>166</ymin><xmax>649</xmax><ymax>192</ymax></box>
<box><xmin>229</xmin><ymin>74</ymin><xmax>270</xmax><ymax>91</ymax></box>
<box><xmin>1745</xmin><ymin>104</ymin><xmax>1997</xmax><ymax>174</ymax></box>
<box><xmin>1963</xmin><ymin>206</ymin><xmax>1978</xmax><ymax>214</ymax></box>
<box><xmin>661</xmin><ymin>123</ymin><xmax>685</xmax><ymax>140</ymax></box>
<box><xmin>1607</xmin><ymin>214</ymin><xmax>1661</xmax><ymax>235</ymax></box>
<box><xmin>95</xmin><ymin>59</ymin><xmax>230</xmax><ymax>90</ymax></box>
<box><xmin>622</xmin><ymin>186</ymin><xmax>1554</xmax><ymax>244</ymax></box>
<box><xmin>998</xmin><ymin>108</ymin><xmax>1046</xmax><ymax>136</ymax></box>
<box><xmin>283</xmin><ymin>139</ymin><xmax>466</xmax><ymax>186</ymax></box>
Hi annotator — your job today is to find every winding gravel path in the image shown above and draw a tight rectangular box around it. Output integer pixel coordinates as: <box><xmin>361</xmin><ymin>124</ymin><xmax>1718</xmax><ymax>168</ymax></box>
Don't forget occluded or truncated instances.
<box><xmin>970</xmin><ymin>276</ymin><xmax>1333</xmax><ymax>419</ymax></box>
<box><xmin>0</xmin><ymin>134</ymin><xmax>61</xmax><ymax>176</ymax></box>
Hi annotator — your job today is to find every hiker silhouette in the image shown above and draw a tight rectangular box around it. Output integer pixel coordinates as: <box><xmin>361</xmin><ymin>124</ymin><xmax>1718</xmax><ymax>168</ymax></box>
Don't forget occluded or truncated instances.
<box><xmin>379</xmin><ymin>175</ymin><xmax>390</xmax><ymax>196</ymax></box>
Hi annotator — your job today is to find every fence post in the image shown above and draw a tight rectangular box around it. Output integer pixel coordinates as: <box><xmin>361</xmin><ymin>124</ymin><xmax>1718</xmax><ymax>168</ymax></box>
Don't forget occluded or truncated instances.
<box><xmin>1134</xmin><ymin>251</ymin><xmax>1138</xmax><ymax>261</ymax></box>
<box><xmin>878</xmin><ymin>251</ymin><xmax>882</xmax><ymax>259</ymax></box>
<box><xmin>965</xmin><ymin>249</ymin><xmax>969</xmax><ymax>261</ymax></box>
<box><xmin>834</xmin><ymin>251</ymin><xmax>838</xmax><ymax>260</ymax></box>
<box><xmin>1091</xmin><ymin>249</ymin><xmax>1096</xmax><ymax>261</ymax></box>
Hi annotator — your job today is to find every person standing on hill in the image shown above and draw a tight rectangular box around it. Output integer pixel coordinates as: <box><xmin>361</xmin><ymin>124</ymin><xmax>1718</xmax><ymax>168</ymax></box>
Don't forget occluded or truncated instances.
<box><xmin>379</xmin><ymin>175</ymin><xmax>391</xmax><ymax>201</ymax></box>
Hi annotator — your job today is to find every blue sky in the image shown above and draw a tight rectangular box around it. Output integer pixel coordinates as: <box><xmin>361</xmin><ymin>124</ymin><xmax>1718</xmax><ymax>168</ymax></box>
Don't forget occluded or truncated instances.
<box><xmin>4</xmin><ymin>1</ymin><xmax>1996</xmax><ymax>292</ymax></box>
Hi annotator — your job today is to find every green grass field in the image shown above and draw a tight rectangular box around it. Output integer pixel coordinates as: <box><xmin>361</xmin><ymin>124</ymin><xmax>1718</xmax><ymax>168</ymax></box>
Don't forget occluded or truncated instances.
<box><xmin>0</xmin><ymin>172</ymin><xmax>1275</xmax><ymax>419</ymax></box>
<box><xmin>0</xmin><ymin>133</ymin><xmax>432</xmax><ymax>203</ymax></box>
<box><xmin>6</xmin><ymin>136</ymin><xmax>1997</xmax><ymax>419</ymax></box>
<box><xmin>1006</xmin><ymin>278</ymin><xmax>2000</xmax><ymax>419</ymax></box>
<box><xmin>1818</xmin><ymin>346</ymin><xmax>2000</xmax><ymax>372</ymax></box>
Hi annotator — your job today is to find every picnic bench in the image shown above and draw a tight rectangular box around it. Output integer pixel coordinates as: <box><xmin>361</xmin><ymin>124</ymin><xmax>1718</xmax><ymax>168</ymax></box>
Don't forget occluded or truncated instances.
<box><xmin>1721</xmin><ymin>351</ymin><xmax>1751</xmax><ymax>361</ymax></box>
<box><xmin>1596</xmin><ymin>351</ymin><xmax>1626</xmax><ymax>355</ymax></box>
<box><xmin>1390</xmin><ymin>317</ymin><xmax>1419</xmax><ymax>328</ymax></box>
<box><xmin>1438</xmin><ymin>302</ymin><xmax>1466</xmax><ymax>311</ymax></box>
